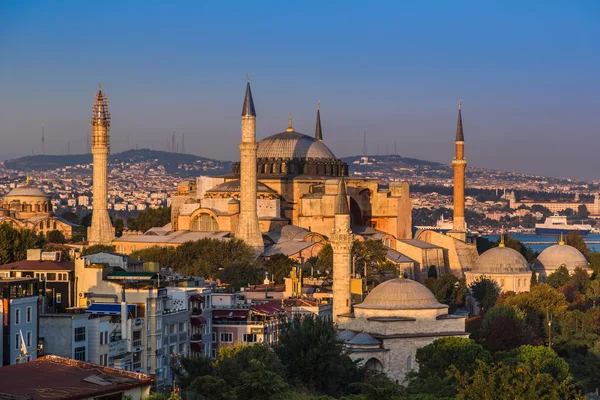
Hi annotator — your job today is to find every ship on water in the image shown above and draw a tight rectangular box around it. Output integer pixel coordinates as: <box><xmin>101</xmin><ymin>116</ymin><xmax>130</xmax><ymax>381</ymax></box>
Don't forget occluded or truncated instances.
<box><xmin>415</xmin><ymin>216</ymin><xmax>456</xmax><ymax>234</ymax></box>
<box><xmin>535</xmin><ymin>214</ymin><xmax>592</xmax><ymax>236</ymax></box>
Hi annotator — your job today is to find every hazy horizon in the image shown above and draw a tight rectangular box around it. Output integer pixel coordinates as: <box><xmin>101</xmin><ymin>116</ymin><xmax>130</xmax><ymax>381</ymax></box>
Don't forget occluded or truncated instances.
<box><xmin>1</xmin><ymin>1</ymin><xmax>599</xmax><ymax>180</ymax></box>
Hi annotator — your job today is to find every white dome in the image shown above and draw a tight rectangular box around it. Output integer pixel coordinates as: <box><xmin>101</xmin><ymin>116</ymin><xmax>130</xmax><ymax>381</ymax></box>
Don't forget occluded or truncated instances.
<box><xmin>355</xmin><ymin>278</ymin><xmax>446</xmax><ymax>310</ymax></box>
<box><xmin>472</xmin><ymin>246</ymin><xmax>530</xmax><ymax>274</ymax></box>
<box><xmin>534</xmin><ymin>243</ymin><xmax>588</xmax><ymax>272</ymax></box>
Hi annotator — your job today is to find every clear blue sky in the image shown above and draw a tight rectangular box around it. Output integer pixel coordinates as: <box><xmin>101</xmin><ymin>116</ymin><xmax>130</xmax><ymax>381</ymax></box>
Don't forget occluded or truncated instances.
<box><xmin>1</xmin><ymin>1</ymin><xmax>599</xmax><ymax>180</ymax></box>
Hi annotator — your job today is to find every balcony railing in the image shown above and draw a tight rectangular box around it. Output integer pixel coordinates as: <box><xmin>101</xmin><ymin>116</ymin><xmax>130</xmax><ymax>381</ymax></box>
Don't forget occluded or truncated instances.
<box><xmin>133</xmin><ymin>362</ymin><xmax>142</xmax><ymax>370</ymax></box>
<box><xmin>133</xmin><ymin>339</ymin><xmax>142</xmax><ymax>347</ymax></box>
<box><xmin>190</xmin><ymin>333</ymin><xmax>202</xmax><ymax>342</ymax></box>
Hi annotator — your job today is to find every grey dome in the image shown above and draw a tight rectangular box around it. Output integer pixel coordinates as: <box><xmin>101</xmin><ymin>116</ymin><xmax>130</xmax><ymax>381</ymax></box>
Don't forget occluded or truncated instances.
<box><xmin>346</xmin><ymin>332</ymin><xmax>381</xmax><ymax>346</ymax></box>
<box><xmin>534</xmin><ymin>243</ymin><xmax>588</xmax><ymax>272</ymax></box>
<box><xmin>355</xmin><ymin>278</ymin><xmax>446</xmax><ymax>310</ymax></box>
<box><xmin>206</xmin><ymin>179</ymin><xmax>276</xmax><ymax>194</ymax></box>
<box><xmin>472</xmin><ymin>246</ymin><xmax>529</xmax><ymax>274</ymax></box>
<box><xmin>257</xmin><ymin>131</ymin><xmax>336</xmax><ymax>160</ymax></box>
<box><xmin>338</xmin><ymin>330</ymin><xmax>357</xmax><ymax>342</ymax></box>
<box><xmin>5</xmin><ymin>185</ymin><xmax>49</xmax><ymax>198</ymax></box>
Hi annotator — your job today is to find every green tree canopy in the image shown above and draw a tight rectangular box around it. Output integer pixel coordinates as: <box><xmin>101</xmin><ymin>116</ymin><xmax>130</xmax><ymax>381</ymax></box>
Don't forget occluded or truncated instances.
<box><xmin>547</xmin><ymin>265</ymin><xmax>571</xmax><ymax>289</ymax></box>
<box><xmin>46</xmin><ymin>230</ymin><xmax>66</xmax><ymax>244</ymax></box>
<box><xmin>82</xmin><ymin>244</ymin><xmax>116</xmax><ymax>256</ymax></box>
<box><xmin>480</xmin><ymin>305</ymin><xmax>529</xmax><ymax>352</ymax></box>
<box><xmin>126</xmin><ymin>206</ymin><xmax>171</xmax><ymax>232</ymax></box>
<box><xmin>469</xmin><ymin>276</ymin><xmax>501</xmax><ymax>312</ymax></box>
<box><xmin>0</xmin><ymin>223</ymin><xmax>46</xmax><ymax>264</ymax></box>
<box><xmin>263</xmin><ymin>253</ymin><xmax>295</xmax><ymax>284</ymax></box>
<box><xmin>424</xmin><ymin>274</ymin><xmax>467</xmax><ymax>313</ymax></box>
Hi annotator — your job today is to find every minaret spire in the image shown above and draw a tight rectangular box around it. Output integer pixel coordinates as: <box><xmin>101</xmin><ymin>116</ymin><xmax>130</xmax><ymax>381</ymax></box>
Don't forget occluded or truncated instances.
<box><xmin>315</xmin><ymin>101</ymin><xmax>323</xmax><ymax>141</ymax></box>
<box><xmin>236</xmin><ymin>77</ymin><xmax>263</xmax><ymax>251</ymax></box>
<box><xmin>286</xmin><ymin>113</ymin><xmax>294</xmax><ymax>132</ymax></box>
<box><xmin>331</xmin><ymin>176</ymin><xmax>353</xmax><ymax>322</ymax></box>
<box><xmin>88</xmin><ymin>84</ymin><xmax>115</xmax><ymax>245</ymax></box>
<box><xmin>448</xmin><ymin>100</ymin><xmax>467</xmax><ymax>241</ymax></box>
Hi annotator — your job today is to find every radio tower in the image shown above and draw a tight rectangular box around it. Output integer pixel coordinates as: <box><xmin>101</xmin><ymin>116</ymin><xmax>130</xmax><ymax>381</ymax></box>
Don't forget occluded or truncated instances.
<box><xmin>362</xmin><ymin>132</ymin><xmax>367</xmax><ymax>156</ymax></box>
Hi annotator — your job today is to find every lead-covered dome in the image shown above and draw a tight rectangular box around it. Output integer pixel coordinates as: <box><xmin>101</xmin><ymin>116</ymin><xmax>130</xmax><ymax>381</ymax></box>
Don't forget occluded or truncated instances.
<box><xmin>355</xmin><ymin>278</ymin><xmax>446</xmax><ymax>310</ymax></box>
<box><xmin>534</xmin><ymin>242</ymin><xmax>588</xmax><ymax>272</ymax></box>
<box><xmin>472</xmin><ymin>246</ymin><xmax>529</xmax><ymax>274</ymax></box>
<box><xmin>257</xmin><ymin>131</ymin><xmax>337</xmax><ymax>159</ymax></box>
<box><xmin>5</xmin><ymin>185</ymin><xmax>49</xmax><ymax>198</ymax></box>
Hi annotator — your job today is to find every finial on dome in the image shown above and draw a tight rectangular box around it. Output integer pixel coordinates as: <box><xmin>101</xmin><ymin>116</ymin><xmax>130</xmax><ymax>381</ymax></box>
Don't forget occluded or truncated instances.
<box><xmin>25</xmin><ymin>176</ymin><xmax>30</xmax><ymax>185</ymax></box>
<box><xmin>499</xmin><ymin>234</ymin><xmax>505</xmax><ymax>248</ymax></box>
<box><xmin>98</xmin><ymin>82</ymin><xmax>102</xmax><ymax>91</ymax></box>
<box><xmin>286</xmin><ymin>112</ymin><xmax>294</xmax><ymax>132</ymax></box>
<box><xmin>559</xmin><ymin>233</ymin><xmax>565</xmax><ymax>245</ymax></box>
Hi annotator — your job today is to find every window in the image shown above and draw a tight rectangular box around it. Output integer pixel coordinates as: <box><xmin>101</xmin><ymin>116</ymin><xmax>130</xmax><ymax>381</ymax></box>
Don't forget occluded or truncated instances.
<box><xmin>212</xmin><ymin>332</ymin><xmax>216</xmax><ymax>343</ymax></box>
<box><xmin>406</xmin><ymin>355</ymin><xmax>413</xmax><ymax>371</ymax></box>
<box><xmin>104</xmin><ymin>331</ymin><xmax>108</xmax><ymax>345</ymax></box>
<box><xmin>56</xmin><ymin>293</ymin><xmax>62</xmax><ymax>304</ymax></box>
<box><xmin>156</xmin><ymin>319</ymin><xmax>161</xmax><ymax>330</ymax></box>
<box><xmin>15</xmin><ymin>309</ymin><xmax>20</xmax><ymax>325</ymax></box>
<box><xmin>179</xmin><ymin>343</ymin><xmax>185</xmax><ymax>354</ymax></box>
<box><xmin>26</xmin><ymin>307</ymin><xmax>32</xmax><ymax>323</ymax></box>
<box><xmin>26</xmin><ymin>332</ymin><xmax>32</xmax><ymax>347</ymax></box>
<box><xmin>220</xmin><ymin>332</ymin><xmax>233</xmax><ymax>343</ymax></box>
<box><xmin>74</xmin><ymin>346</ymin><xmax>85</xmax><ymax>361</ymax></box>
<box><xmin>100</xmin><ymin>332</ymin><xmax>104</xmax><ymax>346</ymax></box>
<box><xmin>212</xmin><ymin>349</ymin><xmax>217</xmax><ymax>359</ymax></box>
<box><xmin>133</xmin><ymin>330</ymin><xmax>142</xmax><ymax>347</ymax></box>
<box><xmin>74</xmin><ymin>327</ymin><xmax>86</xmax><ymax>342</ymax></box>
<box><xmin>243</xmin><ymin>334</ymin><xmax>257</xmax><ymax>343</ymax></box>
<box><xmin>179</xmin><ymin>322</ymin><xmax>186</xmax><ymax>332</ymax></box>
<box><xmin>169</xmin><ymin>345</ymin><xmax>175</xmax><ymax>355</ymax></box>
<box><xmin>169</xmin><ymin>324</ymin><xmax>176</xmax><ymax>334</ymax></box>
<box><xmin>46</xmin><ymin>273</ymin><xmax>56</xmax><ymax>281</ymax></box>
<box><xmin>15</xmin><ymin>334</ymin><xmax>20</xmax><ymax>350</ymax></box>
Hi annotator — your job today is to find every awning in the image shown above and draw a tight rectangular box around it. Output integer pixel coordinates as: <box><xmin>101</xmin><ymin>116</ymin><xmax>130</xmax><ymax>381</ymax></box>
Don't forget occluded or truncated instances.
<box><xmin>190</xmin><ymin>295</ymin><xmax>204</xmax><ymax>302</ymax></box>
<box><xmin>85</xmin><ymin>303</ymin><xmax>136</xmax><ymax>315</ymax></box>
<box><xmin>191</xmin><ymin>342</ymin><xmax>205</xmax><ymax>352</ymax></box>
<box><xmin>191</xmin><ymin>316</ymin><xmax>207</xmax><ymax>326</ymax></box>
<box><xmin>212</xmin><ymin>309</ymin><xmax>249</xmax><ymax>319</ymax></box>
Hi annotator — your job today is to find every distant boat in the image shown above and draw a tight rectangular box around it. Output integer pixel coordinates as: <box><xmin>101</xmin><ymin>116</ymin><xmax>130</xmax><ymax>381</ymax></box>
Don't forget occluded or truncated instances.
<box><xmin>535</xmin><ymin>214</ymin><xmax>591</xmax><ymax>236</ymax></box>
<box><xmin>415</xmin><ymin>216</ymin><xmax>456</xmax><ymax>233</ymax></box>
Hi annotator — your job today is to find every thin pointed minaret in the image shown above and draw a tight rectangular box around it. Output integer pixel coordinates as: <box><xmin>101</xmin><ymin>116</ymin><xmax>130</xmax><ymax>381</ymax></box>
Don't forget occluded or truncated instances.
<box><xmin>332</xmin><ymin>176</ymin><xmax>353</xmax><ymax>322</ymax></box>
<box><xmin>88</xmin><ymin>84</ymin><xmax>115</xmax><ymax>245</ymax></box>
<box><xmin>235</xmin><ymin>76</ymin><xmax>263</xmax><ymax>251</ymax></box>
<box><xmin>448</xmin><ymin>100</ymin><xmax>467</xmax><ymax>242</ymax></box>
<box><xmin>315</xmin><ymin>102</ymin><xmax>323</xmax><ymax>141</ymax></box>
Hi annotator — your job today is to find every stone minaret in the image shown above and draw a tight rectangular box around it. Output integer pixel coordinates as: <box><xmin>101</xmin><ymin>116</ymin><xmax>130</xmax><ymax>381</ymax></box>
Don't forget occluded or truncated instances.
<box><xmin>332</xmin><ymin>177</ymin><xmax>353</xmax><ymax>322</ymax></box>
<box><xmin>448</xmin><ymin>101</ymin><xmax>467</xmax><ymax>242</ymax></box>
<box><xmin>87</xmin><ymin>84</ymin><xmax>115</xmax><ymax>245</ymax></box>
<box><xmin>315</xmin><ymin>102</ymin><xmax>323</xmax><ymax>141</ymax></box>
<box><xmin>235</xmin><ymin>78</ymin><xmax>264</xmax><ymax>251</ymax></box>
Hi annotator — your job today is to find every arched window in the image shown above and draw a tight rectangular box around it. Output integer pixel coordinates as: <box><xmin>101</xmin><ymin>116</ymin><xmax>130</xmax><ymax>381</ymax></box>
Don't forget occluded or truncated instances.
<box><xmin>192</xmin><ymin>213</ymin><xmax>219</xmax><ymax>231</ymax></box>
<box><xmin>46</xmin><ymin>219</ymin><xmax>50</xmax><ymax>229</ymax></box>
<box><xmin>365</xmin><ymin>357</ymin><xmax>383</xmax><ymax>372</ymax></box>
<box><xmin>53</xmin><ymin>221</ymin><xmax>57</xmax><ymax>230</ymax></box>
<box><xmin>406</xmin><ymin>355</ymin><xmax>413</xmax><ymax>371</ymax></box>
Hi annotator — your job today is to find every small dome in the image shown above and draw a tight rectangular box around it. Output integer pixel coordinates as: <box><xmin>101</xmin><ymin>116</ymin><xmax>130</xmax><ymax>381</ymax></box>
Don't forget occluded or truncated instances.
<box><xmin>257</xmin><ymin>131</ymin><xmax>337</xmax><ymax>159</ymax></box>
<box><xmin>534</xmin><ymin>243</ymin><xmax>588</xmax><ymax>272</ymax></box>
<box><xmin>5</xmin><ymin>185</ymin><xmax>49</xmax><ymax>198</ymax></box>
<box><xmin>472</xmin><ymin>246</ymin><xmax>529</xmax><ymax>274</ymax></box>
<box><xmin>206</xmin><ymin>179</ymin><xmax>276</xmax><ymax>194</ymax></box>
<box><xmin>338</xmin><ymin>330</ymin><xmax>357</xmax><ymax>342</ymax></box>
<box><xmin>346</xmin><ymin>332</ymin><xmax>381</xmax><ymax>346</ymax></box>
<box><xmin>355</xmin><ymin>278</ymin><xmax>446</xmax><ymax>310</ymax></box>
<box><xmin>227</xmin><ymin>198</ymin><xmax>240</xmax><ymax>204</ymax></box>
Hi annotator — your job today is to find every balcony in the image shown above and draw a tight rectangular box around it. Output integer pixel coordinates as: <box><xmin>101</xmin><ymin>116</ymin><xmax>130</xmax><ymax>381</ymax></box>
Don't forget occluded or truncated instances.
<box><xmin>133</xmin><ymin>339</ymin><xmax>142</xmax><ymax>348</ymax></box>
<box><xmin>190</xmin><ymin>333</ymin><xmax>202</xmax><ymax>342</ymax></box>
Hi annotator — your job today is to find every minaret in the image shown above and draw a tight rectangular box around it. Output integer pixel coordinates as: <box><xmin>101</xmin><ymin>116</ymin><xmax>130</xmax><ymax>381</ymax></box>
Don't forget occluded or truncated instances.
<box><xmin>331</xmin><ymin>177</ymin><xmax>353</xmax><ymax>322</ymax></box>
<box><xmin>315</xmin><ymin>102</ymin><xmax>323</xmax><ymax>141</ymax></box>
<box><xmin>235</xmin><ymin>77</ymin><xmax>264</xmax><ymax>251</ymax></box>
<box><xmin>448</xmin><ymin>100</ymin><xmax>467</xmax><ymax>242</ymax></box>
<box><xmin>87</xmin><ymin>84</ymin><xmax>115</xmax><ymax>245</ymax></box>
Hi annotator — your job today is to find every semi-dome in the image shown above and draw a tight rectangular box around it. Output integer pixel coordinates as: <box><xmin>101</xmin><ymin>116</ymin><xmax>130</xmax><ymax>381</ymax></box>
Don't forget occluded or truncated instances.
<box><xmin>472</xmin><ymin>246</ymin><xmax>529</xmax><ymax>274</ymax></box>
<box><xmin>257</xmin><ymin>131</ymin><xmax>337</xmax><ymax>160</ymax></box>
<box><xmin>5</xmin><ymin>185</ymin><xmax>49</xmax><ymax>198</ymax></box>
<box><xmin>205</xmin><ymin>179</ymin><xmax>276</xmax><ymax>194</ymax></box>
<box><xmin>355</xmin><ymin>278</ymin><xmax>446</xmax><ymax>310</ymax></box>
<box><xmin>534</xmin><ymin>242</ymin><xmax>588</xmax><ymax>272</ymax></box>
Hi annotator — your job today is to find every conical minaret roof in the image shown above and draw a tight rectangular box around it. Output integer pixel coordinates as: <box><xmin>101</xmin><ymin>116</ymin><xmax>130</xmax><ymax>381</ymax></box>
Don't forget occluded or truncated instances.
<box><xmin>315</xmin><ymin>102</ymin><xmax>323</xmax><ymax>141</ymax></box>
<box><xmin>91</xmin><ymin>84</ymin><xmax>110</xmax><ymax>127</ymax></box>
<box><xmin>456</xmin><ymin>100</ymin><xmax>464</xmax><ymax>142</ymax></box>
<box><xmin>241</xmin><ymin>78</ymin><xmax>256</xmax><ymax>117</ymax></box>
<box><xmin>335</xmin><ymin>177</ymin><xmax>349</xmax><ymax>215</ymax></box>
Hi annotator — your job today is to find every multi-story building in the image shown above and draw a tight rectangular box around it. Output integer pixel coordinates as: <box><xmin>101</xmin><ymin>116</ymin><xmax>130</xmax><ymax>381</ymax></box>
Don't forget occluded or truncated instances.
<box><xmin>0</xmin><ymin>277</ymin><xmax>40</xmax><ymax>366</ymax></box>
<box><xmin>39</xmin><ymin>312</ymin><xmax>90</xmax><ymax>361</ymax></box>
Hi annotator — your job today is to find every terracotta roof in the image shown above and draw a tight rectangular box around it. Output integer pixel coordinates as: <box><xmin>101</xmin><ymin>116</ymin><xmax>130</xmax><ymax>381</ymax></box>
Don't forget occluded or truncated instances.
<box><xmin>0</xmin><ymin>355</ymin><xmax>152</xmax><ymax>400</ymax></box>
<box><xmin>0</xmin><ymin>260</ymin><xmax>74</xmax><ymax>272</ymax></box>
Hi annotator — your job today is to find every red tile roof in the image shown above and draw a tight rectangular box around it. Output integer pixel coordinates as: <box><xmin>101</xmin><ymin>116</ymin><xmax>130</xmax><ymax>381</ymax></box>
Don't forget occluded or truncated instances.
<box><xmin>0</xmin><ymin>355</ymin><xmax>152</xmax><ymax>400</ymax></box>
<box><xmin>0</xmin><ymin>260</ymin><xmax>74</xmax><ymax>272</ymax></box>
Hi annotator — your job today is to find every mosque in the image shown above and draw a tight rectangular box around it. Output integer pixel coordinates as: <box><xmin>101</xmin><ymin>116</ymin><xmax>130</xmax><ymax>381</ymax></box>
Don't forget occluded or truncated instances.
<box><xmin>0</xmin><ymin>179</ymin><xmax>76</xmax><ymax>239</ymax></box>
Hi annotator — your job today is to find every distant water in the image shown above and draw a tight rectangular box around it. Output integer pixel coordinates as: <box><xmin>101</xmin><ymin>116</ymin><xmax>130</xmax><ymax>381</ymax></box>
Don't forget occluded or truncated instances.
<box><xmin>483</xmin><ymin>234</ymin><xmax>600</xmax><ymax>253</ymax></box>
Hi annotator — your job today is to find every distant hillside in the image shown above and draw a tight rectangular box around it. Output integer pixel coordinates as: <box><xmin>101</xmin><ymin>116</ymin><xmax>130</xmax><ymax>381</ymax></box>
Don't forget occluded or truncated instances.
<box><xmin>2</xmin><ymin>149</ymin><xmax>233</xmax><ymax>177</ymax></box>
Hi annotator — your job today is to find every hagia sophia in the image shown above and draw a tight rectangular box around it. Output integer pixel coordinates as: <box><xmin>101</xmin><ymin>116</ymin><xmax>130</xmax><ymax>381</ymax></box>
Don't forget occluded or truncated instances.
<box><xmin>2</xmin><ymin>81</ymin><xmax>592</xmax><ymax>382</ymax></box>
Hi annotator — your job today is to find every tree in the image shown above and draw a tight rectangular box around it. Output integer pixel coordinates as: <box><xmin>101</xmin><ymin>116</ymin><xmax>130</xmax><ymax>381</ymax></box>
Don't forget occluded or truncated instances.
<box><xmin>479</xmin><ymin>305</ymin><xmax>529</xmax><ymax>352</ymax></box>
<box><xmin>275</xmin><ymin>315</ymin><xmax>361</xmax><ymax>397</ymax></box>
<box><xmin>469</xmin><ymin>276</ymin><xmax>500</xmax><ymax>313</ymax></box>
<box><xmin>126</xmin><ymin>206</ymin><xmax>171</xmax><ymax>233</ymax></box>
<box><xmin>82</xmin><ymin>244</ymin><xmax>116</xmax><ymax>256</ymax></box>
<box><xmin>424</xmin><ymin>274</ymin><xmax>467</xmax><ymax>313</ymax></box>
<box><xmin>263</xmin><ymin>254</ymin><xmax>295</xmax><ymax>284</ymax></box>
<box><xmin>530</xmin><ymin>270</ymin><xmax>538</xmax><ymax>287</ymax></box>
<box><xmin>188</xmin><ymin>375</ymin><xmax>235</xmax><ymax>400</ymax></box>
<box><xmin>113</xmin><ymin>218</ymin><xmax>124</xmax><ymax>237</ymax></box>
<box><xmin>0</xmin><ymin>223</ymin><xmax>46</xmax><ymax>264</ymax></box>
<box><xmin>316</xmin><ymin>244</ymin><xmax>333</xmax><ymax>274</ymax></box>
<box><xmin>238</xmin><ymin>359</ymin><xmax>288</xmax><ymax>400</ymax></box>
<box><xmin>218</xmin><ymin>262</ymin><xmax>261</xmax><ymax>290</ymax></box>
<box><xmin>565</xmin><ymin>232</ymin><xmax>590</xmax><ymax>259</ymax></box>
<box><xmin>46</xmin><ymin>230</ymin><xmax>66</xmax><ymax>244</ymax></box>
<box><xmin>547</xmin><ymin>265</ymin><xmax>571</xmax><ymax>289</ymax></box>
<box><xmin>577</xmin><ymin>205</ymin><xmax>590</xmax><ymax>219</ymax></box>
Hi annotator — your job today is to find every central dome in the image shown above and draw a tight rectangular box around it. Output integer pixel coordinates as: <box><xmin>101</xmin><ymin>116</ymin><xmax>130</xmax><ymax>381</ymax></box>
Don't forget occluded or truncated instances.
<box><xmin>355</xmin><ymin>278</ymin><xmax>446</xmax><ymax>310</ymax></box>
<box><xmin>257</xmin><ymin>131</ymin><xmax>337</xmax><ymax>160</ymax></box>
<box><xmin>5</xmin><ymin>185</ymin><xmax>49</xmax><ymax>199</ymax></box>
<box><xmin>472</xmin><ymin>246</ymin><xmax>530</xmax><ymax>274</ymax></box>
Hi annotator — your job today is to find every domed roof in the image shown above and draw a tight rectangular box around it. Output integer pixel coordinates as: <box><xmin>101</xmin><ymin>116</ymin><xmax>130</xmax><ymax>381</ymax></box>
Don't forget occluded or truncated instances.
<box><xmin>257</xmin><ymin>131</ymin><xmax>337</xmax><ymax>160</ymax></box>
<box><xmin>534</xmin><ymin>242</ymin><xmax>589</xmax><ymax>272</ymax></box>
<box><xmin>472</xmin><ymin>246</ymin><xmax>530</xmax><ymax>274</ymax></box>
<box><xmin>346</xmin><ymin>332</ymin><xmax>381</xmax><ymax>346</ymax></box>
<box><xmin>5</xmin><ymin>185</ymin><xmax>49</xmax><ymax>198</ymax></box>
<box><xmin>206</xmin><ymin>179</ymin><xmax>276</xmax><ymax>194</ymax></box>
<box><xmin>355</xmin><ymin>278</ymin><xmax>446</xmax><ymax>310</ymax></box>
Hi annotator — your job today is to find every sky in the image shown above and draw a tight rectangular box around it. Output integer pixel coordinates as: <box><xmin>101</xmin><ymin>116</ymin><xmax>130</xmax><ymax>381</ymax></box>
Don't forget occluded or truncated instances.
<box><xmin>0</xmin><ymin>1</ymin><xmax>599</xmax><ymax>180</ymax></box>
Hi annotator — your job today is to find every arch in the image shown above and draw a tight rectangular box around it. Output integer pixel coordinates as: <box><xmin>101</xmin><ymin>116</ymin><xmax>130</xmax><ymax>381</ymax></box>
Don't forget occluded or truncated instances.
<box><xmin>406</xmin><ymin>355</ymin><xmax>413</xmax><ymax>372</ymax></box>
<box><xmin>349</xmin><ymin>197</ymin><xmax>362</xmax><ymax>226</ymax></box>
<box><xmin>191</xmin><ymin>213</ymin><xmax>219</xmax><ymax>232</ymax></box>
<box><xmin>365</xmin><ymin>357</ymin><xmax>383</xmax><ymax>372</ymax></box>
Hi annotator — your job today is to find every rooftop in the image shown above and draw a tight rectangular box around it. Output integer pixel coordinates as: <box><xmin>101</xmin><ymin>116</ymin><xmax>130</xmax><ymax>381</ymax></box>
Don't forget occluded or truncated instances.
<box><xmin>0</xmin><ymin>355</ymin><xmax>152</xmax><ymax>400</ymax></box>
<box><xmin>0</xmin><ymin>260</ymin><xmax>74</xmax><ymax>272</ymax></box>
